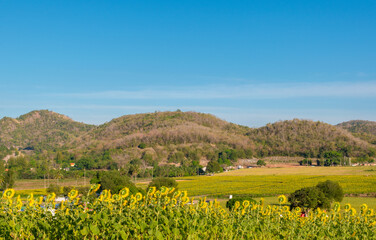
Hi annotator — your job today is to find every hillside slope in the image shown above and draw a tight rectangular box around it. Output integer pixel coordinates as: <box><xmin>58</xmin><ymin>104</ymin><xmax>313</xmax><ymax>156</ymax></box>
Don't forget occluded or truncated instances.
<box><xmin>1</xmin><ymin>111</ymin><xmax>375</xmax><ymax>165</ymax></box>
<box><xmin>248</xmin><ymin>119</ymin><xmax>374</xmax><ymax>157</ymax></box>
<box><xmin>337</xmin><ymin>120</ymin><xmax>376</xmax><ymax>145</ymax></box>
<box><xmin>0</xmin><ymin>110</ymin><xmax>95</xmax><ymax>151</ymax></box>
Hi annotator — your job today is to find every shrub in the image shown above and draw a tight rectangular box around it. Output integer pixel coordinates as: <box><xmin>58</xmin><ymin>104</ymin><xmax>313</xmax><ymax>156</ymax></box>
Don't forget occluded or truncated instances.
<box><xmin>316</xmin><ymin>180</ymin><xmax>344</xmax><ymax>202</ymax></box>
<box><xmin>90</xmin><ymin>171</ymin><xmax>140</xmax><ymax>194</ymax></box>
<box><xmin>138</xmin><ymin>143</ymin><xmax>146</xmax><ymax>149</ymax></box>
<box><xmin>47</xmin><ymin>184</ymin><xmax>61</xmax><ymax>195</ymax></box>
<box><xmin>147</xmin><ymin>177</ymin><xmax>178</xmax><ymax>191</ymax></box>
<box><xmin>289</xmin><ymin>187</ymin><xmax>330</xmax><ymax>210</ymax></box>
<box><xmin>257</xmin><ymin>160</ymin><xmax>266</xmax><ymax>166</ymax></box>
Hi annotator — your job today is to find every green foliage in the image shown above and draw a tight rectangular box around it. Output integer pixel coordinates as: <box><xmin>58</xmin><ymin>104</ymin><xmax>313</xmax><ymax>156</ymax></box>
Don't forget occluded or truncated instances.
<box><xmin>288</xmin><ymin>187</ymin><xmax>330</xmax><ymax>210</ymax></box>
<box><xmin>47</xmin><ymin>184</ymin><xmax>61</xmax><ymax>194</ymax></box>
<box><xmin>323</xmin><ymin>151</ymin><xmax>342</xmax><ymax>166</ymax></box>
<box><xmin>0</xmin><ymin>169</ymin><xmax>15</xmax><ymax>191</ymax></box>
<box><xmin>90</xmin><ymin>171</ymin><xmax>140</xmax><ymax>194</ymax></box>
<box><xmin>138</xmin><ymin>143</ymin><xmax>146</xmax><ymax>149</ymax></box>
<box><xmin>256</xmin><ymin>160</ymin><xmax>266</xmax><ymax>166</ymax></box>
<box><xmin>206</xmin><ymin>160</ymin><xmax>223</xmax><ymax>173</ymax></box>
<box><xmin>289</xmin><ymin>181</ymin><xmax>344</xmax><ymax>210</ymax></box>
<box><xmin>299</xmin><ymin>159</ymin><xmax>312</xmax><ymax>166</ymax></box>
<box><xmin>316</xmin><ymin>180</ymin><xmax>344</xmax><ymax>202</ymax></box>
<box><xmin>147</xmin><ymin>177</ymin><xmax>178</xmax><ymax>191</ymax></box>
<box><xmin>226</xmin><ymin>196</ymin><xmax>256</xmax><ymax>210</ymax></box>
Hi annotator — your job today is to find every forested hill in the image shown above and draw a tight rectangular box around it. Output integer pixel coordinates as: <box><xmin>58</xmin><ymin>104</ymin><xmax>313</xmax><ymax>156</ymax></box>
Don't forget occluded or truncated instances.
<box><xmin>0</xmin><ymin>110</ymin><xmax>375</xmax><ymax>165</ymax></box>
<box><xmin>0</xmin><ymin>110</ymin><xmax>95</xmax><ymax>151</ymax></box>
<box><xmin>337</xmin><ymin>120</ymin><xmax>376</xmax><ymax>145</ymax></box>
<box><xmin>248</xmin><ymin>119</ymin><xmax>374</xmax><ymax>158</ymax></box>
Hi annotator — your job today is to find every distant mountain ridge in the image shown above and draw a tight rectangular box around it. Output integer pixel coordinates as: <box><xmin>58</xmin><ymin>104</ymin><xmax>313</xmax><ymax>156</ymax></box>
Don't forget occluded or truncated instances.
<box><xmin>0</xmin><ymin>110</ymin><xmax>375</xmax><ymax>163</ymax></box>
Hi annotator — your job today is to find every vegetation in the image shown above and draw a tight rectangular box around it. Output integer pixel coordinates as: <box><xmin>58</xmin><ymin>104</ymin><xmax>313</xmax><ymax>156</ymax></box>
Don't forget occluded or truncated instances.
<box><xmin>226</xmin><ymin>196</ymin><xmax>256</xmax><ymax>210</ymax></box>
<box><xmin>0</xmin><ymin>186</ymin><xmax>375</xmax><ymax>239</ymax></box>
<box><xmin>176</xmin><ymin>174</ymin><xmax>376</xmax><ymax>197</ymax></box>
<box><xmin>147</xmin><ymin>177</ymin><xmax>178</xmax><ymax>191</ymax></box>
<box><xmin>338</xmin><ymin>120</ymin><xmax>376</xmax><ymax>145</ymax></box>
<box><xmin>289</xmin><ymin>181</ymin><xmax>344</xmax><ymax>210</ymax></box>
<box><xmin>1</xmin><ymin>110</ymin><xmax>376</xmax><ymax>183</ymax></box>
<box><xmin>90</xmin><ymin>171</ymin><xmax>141</xmax><ymax>194</ymax></box>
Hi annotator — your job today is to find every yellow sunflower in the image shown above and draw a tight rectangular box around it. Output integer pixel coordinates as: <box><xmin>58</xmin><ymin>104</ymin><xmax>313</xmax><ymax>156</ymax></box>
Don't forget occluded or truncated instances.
<box><xmin>278</xmin><ymin>195</ymin><xmax>287</xmax><ymax>204</ymax></box>
<box><xmin>68</xmin><ymin>189</ymin><xmax>79</xmax><ymax>200</ymax></box>
<box><xmin>119</xmin><ymin>187</ymin><xmax>130</xmax><ymax>198</ymax></box>
<box><xmin>3</xmin><ymin>189</ymin><xmax>15</xmax><ymax>199</ymax></box>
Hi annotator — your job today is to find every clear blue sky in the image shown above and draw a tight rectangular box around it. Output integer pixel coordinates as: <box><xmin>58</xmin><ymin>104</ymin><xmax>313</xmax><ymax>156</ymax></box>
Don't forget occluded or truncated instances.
<box><xmin>1</xmin><ymin>0</ymin><xmax>375</xmax><ymax>127</ymax></box>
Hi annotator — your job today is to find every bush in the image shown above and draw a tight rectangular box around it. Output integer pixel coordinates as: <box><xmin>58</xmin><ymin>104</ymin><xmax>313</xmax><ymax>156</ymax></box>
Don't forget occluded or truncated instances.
<box><xmin>147</xmin><ymin>177</ymin><xmax>178</xmax><ymax>191</ymax></box>
<box><xmin>206</xmin><ymin>160</ymin><xmax>223</xmax><ymax>173</ymax></box>
<box><xmin>47</xmin><ymin>184</ymin><xmax>61</xmax><ymax>195</ymax></box>
<box><xmin>226</xmin><ymin>196</ymin><xmax>257</xmax><ymax>210</ymax></box>
<box><xmin>138</xmin><ymin>143</ymin><xmax>146</xmax><ymax>149</ymax></box>
<box><xmin>316</xmin><ymin>180</ymin><xmax>344</xmax><ymax>202</ymax></box>
<box><xmin>299</xmin><ymin>159</ymin><xmax>312</xmax><ymax>166</ymax></box>
<box><xmin>257</xmin><ymin>160</ymin><xmax>266</xmax><ymax>166</ymax></box>
<box><xmin>289</xmin><ymin>187</ymin><xmax>330</xmax><ymax>210</ymax></box>
<box><xmin>90</xmin><ymin>171</ymin><xmax>141</xmax><ymax>194</ymax></box>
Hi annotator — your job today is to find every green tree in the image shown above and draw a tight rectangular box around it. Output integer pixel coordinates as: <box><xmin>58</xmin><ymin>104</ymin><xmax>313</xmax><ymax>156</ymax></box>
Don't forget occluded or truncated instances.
<box><xmin>0</xmin><ymin>169</ymin><xmax>15</xmax><ymax>191</ymax></box>
<box><xmin>316</xmin><ymin>180</ymin><xmax>344</xmax><ymax>202</ymax></box>
<box><xmin>289</xmin><ymin>187</ymin><xmax>330</xmax><ymax>210</ymax></box>
<box><xmin>147</xmin><ymin>177</ymin><xmax>178</xmax><ymax>191</ymax></box>
<box><xmin>323</xmin><ymin>151</ymin><xmax>342</xmax><ymax>166</ymax></box>
<box><xmin>91</xmin><ymin>171</ymin><xmax>140</xmax><ymax>194</ymax></box>
<box><xmin>257</xmin><ymin>159</ymin><xmax>266</xmax><ymax>166</ymax></box>
<box><xmin>206</xmin><ymin>160</ymin><xmax>222</xmax><ymax>173</ymax></box>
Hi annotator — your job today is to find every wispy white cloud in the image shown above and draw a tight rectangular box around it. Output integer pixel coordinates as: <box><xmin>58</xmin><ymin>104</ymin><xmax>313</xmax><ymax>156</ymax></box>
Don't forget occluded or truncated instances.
<box><xmin>55</xmin><ymin>81</ymin><xmax>376</xmax><ymax>100</ymax></box>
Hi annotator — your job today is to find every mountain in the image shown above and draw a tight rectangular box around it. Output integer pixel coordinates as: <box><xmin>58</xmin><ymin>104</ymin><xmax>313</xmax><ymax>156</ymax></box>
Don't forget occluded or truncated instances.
<box><xmin>1</xmin><ymin>110</ymin><xmax>375</xmax><ymax>166</ymax></box>
<box><xmin>0</xmin><ymin>110</ymin><xmax>95</xmax><ymax>151</ymax></box>
<box><xmin>337</xmin><ymin>120</ymin><xmax>376</xmax><ymax>145</ymax></box>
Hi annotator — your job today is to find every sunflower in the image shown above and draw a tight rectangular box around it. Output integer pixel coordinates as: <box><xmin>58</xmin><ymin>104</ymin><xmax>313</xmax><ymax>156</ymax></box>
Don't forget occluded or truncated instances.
<box><xmin>68</xmin><ymin>189</ymin><xmax>79</xmax><ymax>200</ymax></box>
<box><xmin>333</xmin><ymin>202</ymin><xmax>340</xmax><ymax>213</ymax></box>
<box><xmin>16</xmin><ymin>195</ymin><xmax>22</xmax><ymax>210</ymax></box>
<box><xmin>160</xmin><ymin>186</ymin><xmax>169</xmax><ymax>195</ymax></box>
<box><xmin>344</xmin><ymin>203</ymin><xmax>351</xmax><ymax>212</ymax></box>
<box><xmin>112</xmin><ymin>194</ymin><xmax>120</xmax><ymax>201</ymax></box>
<box><xmin>47</xmin><ymin>193</ymin><xmax>56</xmax><ymax>203</ymax></box>
<box><xmin>278</xmin><ymin>195</ymin><xmax>287</xmax><ymax>204</ymax></box>
<box><xmin>135</xmin><ymin>192</ymin><xmax>142</xmax><ymax>201</ymax></box>
<box><xmin>349</xmin><ymin>208</ymin><xmax>357</xmax><ymax>216</ymax></box>
<box><xmin>27</xmin><ymin>193</ymin><xmax>34</xmax><ymax>202</ymax></box>
<box><xmin>173</xmin><ymin>191</ymin><xmax>181</xmax><ymax>199</ymax></box>
<box><xmin>168</xmin><ymin>187</ymin><xmax>175</xmax><ymax>194</ymax></box>
<box><xmin>89</xmin><ymin>184</ymin><xmax>101</xmax><ymax>195</ymax></box>
<box><xmin>147</xmin><ymin>187</ymin><xmax>156</xmax><ymax>196</ymax></box>
<box><xmin>242</xmin><ymin>200</ymin><xmax>250</xmax><ymax>209</ymax></box>
<box><xmin>366</xmin><ymin>209</ymin><xmax>374</xmax><ymax>217</ymax></box>
<box><xmin>119</xmin><ymin>187</ymin><xmax>130</xmax><ymax>198</ymax></box>
<box><xmin>3</xmin><ymin>189</ymin><xmax>15</xmax><ymax>199</ymax></box>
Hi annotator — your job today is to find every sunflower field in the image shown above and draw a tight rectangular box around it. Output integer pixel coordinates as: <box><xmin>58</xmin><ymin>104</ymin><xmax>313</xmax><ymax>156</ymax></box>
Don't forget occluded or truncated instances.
<box><xmin>1</xmin><ymin>186</ymin><xmax>376</xmax><ymax>239</ymax></box>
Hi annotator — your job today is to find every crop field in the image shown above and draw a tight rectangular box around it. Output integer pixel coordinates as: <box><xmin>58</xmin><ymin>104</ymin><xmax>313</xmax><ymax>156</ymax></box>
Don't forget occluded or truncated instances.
<box><xmin>217</xmin><ymin>166</ymin><xmax>376</xmax><ymax>176</ymax></box>
<box><xmin>14</xmin><ymin>178</ymin><xmax>90</xmax><ymax>190</ymax></box>
<box><xmin>1</xmin><ymin>186</ymin><xmax>376</xmax><ymax>239</ymax></box>
<box><xmin>176</xmin><ymin>166</ymin><xmax>376</xmax><ymax>197</ymax></box>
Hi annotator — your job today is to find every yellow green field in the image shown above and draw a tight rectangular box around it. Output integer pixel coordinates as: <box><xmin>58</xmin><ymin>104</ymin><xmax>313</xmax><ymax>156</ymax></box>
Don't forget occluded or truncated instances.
<box><xmin>176</xmin><ymin>166</ymin><xmax>376</xmax><ymax>197</ymax></box>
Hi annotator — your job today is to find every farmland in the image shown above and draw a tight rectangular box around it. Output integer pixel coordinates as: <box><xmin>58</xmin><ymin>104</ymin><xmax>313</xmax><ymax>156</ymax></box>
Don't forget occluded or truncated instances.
<box><xmin>175</xmin><ymin>166</ymin><xmax>376</xmax><ymax>198</ymax></box>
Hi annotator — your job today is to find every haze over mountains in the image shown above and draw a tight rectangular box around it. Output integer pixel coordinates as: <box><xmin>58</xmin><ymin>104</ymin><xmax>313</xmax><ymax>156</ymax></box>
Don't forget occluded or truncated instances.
<box><xmin>0</xmin><ymin>110</ymin><xmax>375</xmax><ymax>164</ymax></box>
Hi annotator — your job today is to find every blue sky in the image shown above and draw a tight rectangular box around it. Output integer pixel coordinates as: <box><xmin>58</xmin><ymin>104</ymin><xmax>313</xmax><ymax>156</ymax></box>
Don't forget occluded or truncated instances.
<box><xmin>0</xmin><ymin>0</ymin><xmax>375</xmax><ymax>127</ymax></box>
